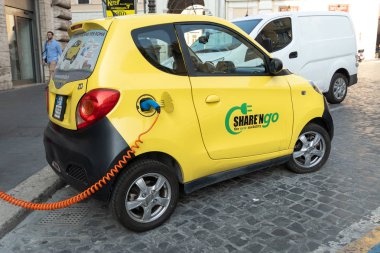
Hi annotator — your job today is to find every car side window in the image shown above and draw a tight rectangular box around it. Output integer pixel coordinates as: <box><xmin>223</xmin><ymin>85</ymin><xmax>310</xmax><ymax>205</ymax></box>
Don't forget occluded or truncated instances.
<box><xmin>178</xmin><ymin>24</ymin><xmax>267</xmax><ymax>76</ymax></box>
<box><xmin>255</xmin><ymin>17</ymin><xmax>292</xmax><ymax>53</ymax></box>
<box><xmin>132</xmin><ymin>24</ymin><xmax>186</xmax><ymax>75</ymax></box>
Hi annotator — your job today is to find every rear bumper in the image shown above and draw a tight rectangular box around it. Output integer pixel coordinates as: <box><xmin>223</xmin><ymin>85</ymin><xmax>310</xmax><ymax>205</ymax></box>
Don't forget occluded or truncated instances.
<box><xmin>43</xmin><ymin>118</ymin><xmax>131</xmax><ymax>201</ymax></box>
<box><xmin>349</xmin><ymin>74</ymin><xmax>358</xmax><ymax>86</ymax></box>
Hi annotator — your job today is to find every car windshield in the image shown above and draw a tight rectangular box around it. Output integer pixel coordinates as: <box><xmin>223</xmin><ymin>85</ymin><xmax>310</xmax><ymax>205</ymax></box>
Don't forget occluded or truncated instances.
<box><xmin>53</xmin><ymin>29</ymin><xmax>107</xmax><ymax>86</ymax></box>
<box><xmin>232</xmin><ymin>19</ymin><xmax>262</xmax><ymax>34</ymax></box>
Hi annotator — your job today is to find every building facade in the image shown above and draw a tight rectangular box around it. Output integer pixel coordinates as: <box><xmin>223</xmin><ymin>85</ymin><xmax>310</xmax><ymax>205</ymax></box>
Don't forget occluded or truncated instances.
<box><xmin>70</xmin><ymin>0</ymin><xmax>380</xmax><ymax>61</ymax></box>
<box><xmin>0</xmin><ymin>0</ymin><xmax>71</xmax><ymax>90</ymax></box>
<box><xmin>1</xmin><ymin>0</ymin><xmax>379</xmax><ymax>90</ymax></box>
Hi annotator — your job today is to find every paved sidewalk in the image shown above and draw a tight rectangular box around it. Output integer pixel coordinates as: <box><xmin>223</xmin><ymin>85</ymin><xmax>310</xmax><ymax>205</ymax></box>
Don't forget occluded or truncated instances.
<box><xmin>0</xmin><ymin>166</ymin><xmax>63</xmax><ymax>238</ymax></box>
<box><xmin>0</xmin><ymin>84</ymin><xmax>48</xmax><ymax>191</ymax></box>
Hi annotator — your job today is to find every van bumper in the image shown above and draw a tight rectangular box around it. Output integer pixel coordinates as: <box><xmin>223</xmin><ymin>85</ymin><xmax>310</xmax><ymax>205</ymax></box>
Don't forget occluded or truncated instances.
<box><xmin>349</xmin><ymin>74</ymin><xmax>358</xmax><ymax>86</ymax></box>
<box><xmin>43</xmin><ymin>118</ymin><xmax>131</xmax><ymax>201</ymax></box>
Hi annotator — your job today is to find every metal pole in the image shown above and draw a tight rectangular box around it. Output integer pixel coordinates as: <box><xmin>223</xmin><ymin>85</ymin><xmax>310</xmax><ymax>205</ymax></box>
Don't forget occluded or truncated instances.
<box><xmin>143</xmin><ymin>0</ymin><xmax>147</xmax><ymax>13</ymax></box>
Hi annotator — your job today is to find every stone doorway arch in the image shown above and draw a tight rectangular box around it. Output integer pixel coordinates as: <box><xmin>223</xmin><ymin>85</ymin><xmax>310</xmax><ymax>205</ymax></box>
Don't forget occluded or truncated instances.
<box><xmin>167</xmin><ymin>0</ymin><xmax>205</xmax><ymax>14</ymax></box>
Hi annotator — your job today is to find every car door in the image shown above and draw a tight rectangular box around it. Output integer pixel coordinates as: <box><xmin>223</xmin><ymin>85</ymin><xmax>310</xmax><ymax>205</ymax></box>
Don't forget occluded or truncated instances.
<box><xmin>175</xmin><ymin>23</ymin><xmax>294</xmax><ymax>160</ymax></box>
<box><xmin>255</xmin><ymin>16</ymin><xmax>300</xmax><ymax>73</ymax></box>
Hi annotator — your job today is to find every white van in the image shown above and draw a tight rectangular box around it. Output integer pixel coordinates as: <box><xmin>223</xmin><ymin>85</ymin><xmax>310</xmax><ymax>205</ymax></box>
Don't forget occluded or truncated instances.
<box><xmin>232</xmin><ymin>12</ymin><xmax>358</xmax><ymax>104</ymax></box>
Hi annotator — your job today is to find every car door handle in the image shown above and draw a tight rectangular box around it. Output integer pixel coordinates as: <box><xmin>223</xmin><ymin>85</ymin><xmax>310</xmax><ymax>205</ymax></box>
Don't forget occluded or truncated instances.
<box><xmin>289</xmin><ymin>51</ymin><xmax>298</xmax><ymax>59</ymax></box>
<box><xmin>205</xmin><ymin>95</ymin><xmax>220</xmax><ymax>103</ymax></box>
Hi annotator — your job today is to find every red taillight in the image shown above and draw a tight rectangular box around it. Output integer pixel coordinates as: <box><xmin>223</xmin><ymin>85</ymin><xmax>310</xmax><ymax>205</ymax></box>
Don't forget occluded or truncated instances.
<box><xmin>76</xmin><ymin>89</ymin><xmax>120</xmax><ymax>129</ymax></box>
<box><xmin>45</xmin><ymin>86</ymin><xmax>49</xmax><ymax>114</ymax></box>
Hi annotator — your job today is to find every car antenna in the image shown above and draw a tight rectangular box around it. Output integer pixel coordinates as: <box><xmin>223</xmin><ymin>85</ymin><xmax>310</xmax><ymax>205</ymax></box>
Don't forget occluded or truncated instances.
<box><xmin>102</xmin><ymin>0</ymin><xmax>118</xmax><ymax>17</ymax></box>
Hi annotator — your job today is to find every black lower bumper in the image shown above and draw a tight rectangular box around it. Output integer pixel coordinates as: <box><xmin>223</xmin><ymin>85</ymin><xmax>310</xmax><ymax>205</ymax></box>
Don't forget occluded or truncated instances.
<box><xmin>43</xmin><ymin>118</ymin><xmax>131</xmax><ymax>201</ymax></box>
<box><xmin>323</xmin><ymin>98</ymin><xmax>334</xmax><ymax>140</ymax></box>
<box><xmin>349</xmin><ymin>74</ymin><xmax>358</xmax><ymax>86</ymax></box>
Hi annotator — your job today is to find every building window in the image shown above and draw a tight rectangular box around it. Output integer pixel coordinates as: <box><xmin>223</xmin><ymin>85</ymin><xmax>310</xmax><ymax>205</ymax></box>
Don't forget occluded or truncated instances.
<box><xmin>78</xmin><ymin>0</ymin><xmax>90</xmax><ymax>4</ymax></box>
<box><xmin>279</xmin><ymin>6</ymin><xmax>299</xmax><ymax>12</ymax></box>
<box><xmin>328</xmin><ymin>4</ymin><xmax>349</xmax><ymax>12</ymax></box>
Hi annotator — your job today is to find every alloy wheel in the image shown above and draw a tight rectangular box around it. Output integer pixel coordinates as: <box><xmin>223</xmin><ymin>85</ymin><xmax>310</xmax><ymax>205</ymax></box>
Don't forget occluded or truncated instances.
<box><xmin>333</xmin><ymin>77</ymin><xmax>347</xmax><ymax>100</ymax></box>
<box><xmin>125</xmin><ymin>173</ymin><xmax>171</xmax><ymax>223</ymax></box>
<box><xmin>293</xmin><ymin>131</ymin><xmax>326</xmax><ymax>169</ymax></box>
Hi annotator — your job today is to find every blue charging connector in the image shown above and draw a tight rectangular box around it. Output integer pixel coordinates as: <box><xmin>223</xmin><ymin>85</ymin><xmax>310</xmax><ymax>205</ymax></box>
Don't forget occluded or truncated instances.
<box><xmin>140</xmin><ymin>99</ymin><xmax>161</xmax><ymax>113</ymax></box>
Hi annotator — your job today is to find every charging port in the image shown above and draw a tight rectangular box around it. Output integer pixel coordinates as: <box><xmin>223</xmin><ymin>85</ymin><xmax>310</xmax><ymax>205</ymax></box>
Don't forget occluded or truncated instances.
<box><xmin>136</xmin><ymin>95</ymin><xmax>160</xmax><ymax>116</ymax></box>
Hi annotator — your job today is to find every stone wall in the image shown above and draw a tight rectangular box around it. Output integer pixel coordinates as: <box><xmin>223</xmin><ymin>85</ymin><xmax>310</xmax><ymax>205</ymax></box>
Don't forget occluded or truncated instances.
<box><xmin>52</xmin><ymin>0</ymin><xmax>71</xmax><ymax>47</ymax></box>
<box><xmin>0</xmin><ymin>0</ymin><xmax>12</xmax><ymax>90</ymax></box>
<box><xmin>0</xmin><ymin>0</ymin><xmax>71</xmax><ymax>89</ymax></box>
<box><xmin>39</xmin><ymin>0</ymin><xmax>71</xmax><ymax>82</ymax></box>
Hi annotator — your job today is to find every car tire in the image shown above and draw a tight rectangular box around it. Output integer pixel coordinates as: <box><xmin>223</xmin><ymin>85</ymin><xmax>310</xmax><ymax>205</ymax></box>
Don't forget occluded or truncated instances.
<box><xmin>286</xmin><ymin>123</ymin><xmax>331</xmax><ymax>174</ymax></box>
<box><xmin>110</xmin><ymin>159</ymin><xmax>179</xmax><ymax>232</ymax></box>
<box><xmin>325</xmin><ymin>73</ymin><xmax>348</xmax><ymax>104</ymax></box>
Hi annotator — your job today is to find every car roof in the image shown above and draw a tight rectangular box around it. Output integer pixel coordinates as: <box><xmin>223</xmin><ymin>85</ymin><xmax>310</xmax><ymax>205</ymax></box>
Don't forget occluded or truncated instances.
<box><xmin>106</xmin><ymin>14</ymin><xmax>234</xmax><ymax>27</ymax></box>
<box><xmin>232</xmin><ymin>11</ymin><xmax>350</xmax><ymax>22</ymax></box>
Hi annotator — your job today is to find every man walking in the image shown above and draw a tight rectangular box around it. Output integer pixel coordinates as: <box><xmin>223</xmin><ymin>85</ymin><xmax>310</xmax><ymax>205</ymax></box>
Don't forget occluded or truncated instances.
<box><xmin>43</xmin><ymin>31</ymin><xmax>62</xmax><ymax>81</ymax></box>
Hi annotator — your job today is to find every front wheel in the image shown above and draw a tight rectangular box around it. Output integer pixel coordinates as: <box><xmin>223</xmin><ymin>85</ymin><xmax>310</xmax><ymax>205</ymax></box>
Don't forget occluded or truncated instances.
<box><xmin>110</xmin><ymin>159</ymin><xmax>179</xmax><ymax>232</ymax></box>
<box><xmin>325</xmin><ymin>73</ymin><xmax>348</xmax><ymax>104</ymax></box>
<box><xmin>287</xmin><ymin>124</ymin><xmax>331</xmax><ymax>173</ymax></box>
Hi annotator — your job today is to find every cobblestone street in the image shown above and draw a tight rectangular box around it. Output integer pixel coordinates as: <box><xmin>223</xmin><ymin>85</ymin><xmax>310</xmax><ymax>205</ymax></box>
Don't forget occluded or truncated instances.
<box><xmin>0</xmin><ymin>61</ymin><xmax>379</xmax><ymax>253</ymax></box>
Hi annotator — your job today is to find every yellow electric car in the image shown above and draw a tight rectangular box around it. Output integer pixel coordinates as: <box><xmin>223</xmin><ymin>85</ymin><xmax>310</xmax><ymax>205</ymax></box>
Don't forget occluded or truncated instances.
<box><xmin>44</xmin><ymin>15</ymin><xmax>333</xmax><ymax>232</ymax></box>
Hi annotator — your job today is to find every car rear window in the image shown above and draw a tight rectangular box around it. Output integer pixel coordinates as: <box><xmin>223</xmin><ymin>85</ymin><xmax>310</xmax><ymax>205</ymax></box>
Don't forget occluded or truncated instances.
<box><xmin>232</xmin><ymin>19</ymin><xmax>262</xmax><ymax>34</ymax></box>
<box><xmin>53</xmin><ymin>29</ymin><xmax>107</xmax><ymax>87</ymax></box>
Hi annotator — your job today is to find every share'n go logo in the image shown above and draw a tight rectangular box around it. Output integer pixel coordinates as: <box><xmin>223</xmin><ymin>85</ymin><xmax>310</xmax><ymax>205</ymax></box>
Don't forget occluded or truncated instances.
<box><xmin>225</xmin><ymin>103</ymin><xmax>279</xmax><ymax>135</ymax></box>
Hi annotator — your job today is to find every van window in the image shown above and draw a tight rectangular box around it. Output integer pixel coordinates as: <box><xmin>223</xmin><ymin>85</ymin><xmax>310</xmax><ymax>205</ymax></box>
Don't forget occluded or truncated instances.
<box><xmin>178</xmin><ymin>24</ymin><xmax>267</xmax><ymax>76</ymax></box>
<box><xmin>54</xmin><ymin>29</ymin><xmax>107</xmax><ymax>85</ymax></box>
<box><xmin>255</xmin><ymin>17</ymin><xmax>292</xmax><ymax>53</ymax></box>
<box><xmin>132</xmin><ymin>24</ymin><xmax>186</xmax><ymax>75</ymax></box>
<box><xmin>232</xmin><ymin>19</ymin><xmax>262</xmax><ymax>34</ymax></box>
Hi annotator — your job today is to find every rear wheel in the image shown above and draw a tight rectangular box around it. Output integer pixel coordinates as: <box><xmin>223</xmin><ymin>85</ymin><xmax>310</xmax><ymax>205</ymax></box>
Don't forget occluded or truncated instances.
<box><xmin>111</xmin><ymin>159</ymin><xmax>179</xmax><ymax>232</ymax></box>
<box><xmin>287</xmin><ymin>124</ymin><xmax>331</xmax><ymax>173</ymax></box>
<box><xmin>325</xmin><ymin>73</ymin><xmax>348</xmax><ymax>104</ymax></box>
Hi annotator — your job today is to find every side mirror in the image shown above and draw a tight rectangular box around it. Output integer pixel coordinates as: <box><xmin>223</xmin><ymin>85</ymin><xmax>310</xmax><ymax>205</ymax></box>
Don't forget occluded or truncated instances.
<box><xmin>261</xmin><ymin>38</ymin><xmax>273</xmax><ymax>52</ymax></box>
<box><xmin>199</xmin><ymin>31</ymin><xmax>210</xmax><ymax>44</ymax></box>
<box><xmin>199</xmin><ymin>36</ymin><xmax>208</xmax><ymax>44</ymax></box>
<box><xmin>269</xmin><ymin>58</ymin><xmax>283</xmax><ymax>75</ymax></box>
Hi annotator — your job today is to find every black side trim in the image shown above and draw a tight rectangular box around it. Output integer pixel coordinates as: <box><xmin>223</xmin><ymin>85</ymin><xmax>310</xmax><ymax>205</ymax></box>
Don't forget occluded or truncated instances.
<box><xmin>322</xmin><ymin>98</ymin><xmax>334</xmax><ymax>140</ymax></box>
<box><xmin>183</xmin><ymin>155</ymin><xmax>291</xmax><ymax>194</ymax></box>
<box><xmin>349</xmin><ymin>74</ymin><xmax>358</xmax><ymax>86</ymax></box>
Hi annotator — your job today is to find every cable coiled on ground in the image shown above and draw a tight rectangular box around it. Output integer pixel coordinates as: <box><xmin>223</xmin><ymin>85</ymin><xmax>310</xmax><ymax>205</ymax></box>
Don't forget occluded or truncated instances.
<box><xmin>0</xmin><ymin>113</ymin><xmax>160</xmax><ymax>210</ymax></box>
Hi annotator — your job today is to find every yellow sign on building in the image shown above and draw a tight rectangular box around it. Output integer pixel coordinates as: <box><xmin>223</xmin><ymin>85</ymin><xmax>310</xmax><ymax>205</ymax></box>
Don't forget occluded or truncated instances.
<box><xmin>106</xmin><ymin>0</ymin><xmax>135</xmax><ymax>17</ymax></box>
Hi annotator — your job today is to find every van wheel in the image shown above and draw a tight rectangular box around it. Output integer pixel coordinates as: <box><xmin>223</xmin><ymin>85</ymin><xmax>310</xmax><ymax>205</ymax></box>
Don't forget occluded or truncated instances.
<box><xmin>325</xmin><ymin>73</ymin><xmax>348</xmax><ymax>104</ymax></box>
<box><xmin>111</xmin><ymin>159</ymin><xmax>179</xmax><ymax>232</ymax></box>
<box><xmin>286</xmin><ymin>124</ymin><xmax>331</xmax><ymax>174</ymax></box>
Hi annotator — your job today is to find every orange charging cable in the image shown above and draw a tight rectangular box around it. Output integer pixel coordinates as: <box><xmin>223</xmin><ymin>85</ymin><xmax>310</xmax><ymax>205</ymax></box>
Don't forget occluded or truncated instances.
<box><xmin>0</xmin><ymin>113</ymin><xmax>160</xmax><ymax>210</ymax></box>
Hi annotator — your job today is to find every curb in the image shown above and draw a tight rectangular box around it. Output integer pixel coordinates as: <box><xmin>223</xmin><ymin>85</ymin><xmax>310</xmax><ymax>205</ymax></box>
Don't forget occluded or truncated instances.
<box><xmin>338</xmin><ymin>227</ymin><xmax>380</xmax><ymax>253</ymax></box>
<box><xmin>0</xmin><ymin>166</ymin><xmax>64</xmax><ymax>239</ymax></box>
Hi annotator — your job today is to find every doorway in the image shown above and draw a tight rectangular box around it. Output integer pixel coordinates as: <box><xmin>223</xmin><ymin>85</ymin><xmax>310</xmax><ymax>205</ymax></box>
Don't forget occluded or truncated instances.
<box><xmin>5</xmin><ymin>7</ymin><xmax>37</xmax><ymax>85</ymax></box>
